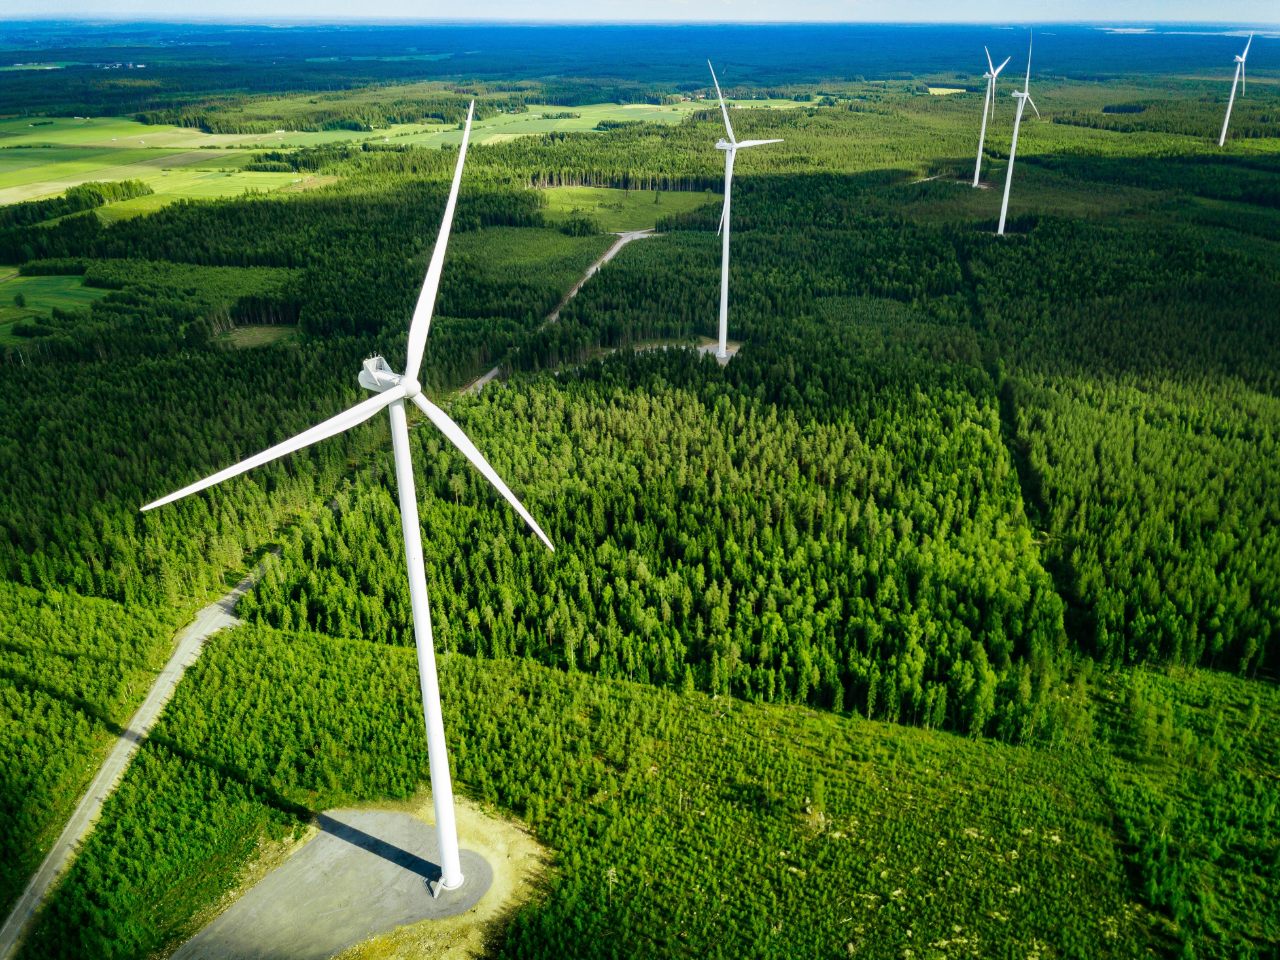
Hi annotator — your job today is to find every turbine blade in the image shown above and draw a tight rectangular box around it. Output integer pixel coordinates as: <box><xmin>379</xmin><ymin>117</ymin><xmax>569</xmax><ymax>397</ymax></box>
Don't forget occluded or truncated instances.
<box><xmin>735</xmin><ymin>138</ymin><xmax>784</xmax><ymax>148</ymax></box>
<box><xmin>717</xmin><ymin>201</ymin><xmax>726</xmax><ymax>237</ymax></box>
<box><xmin>1027</xmin><ymin>95</ymin><xmax>1041</xmax><ymax>120</ymax></box>
<box><xmin>985</xmin><ymin>46</ymin><xmax>995</xmax><ymax>74</ymax></box>
<box><xmin>142</xmin><ymin>389</ymin><xmax>400</xmax><ymax>512</ymax></box>
<box><xmin>1025</xmin><ymin>29</ymin><xmax>1034</xmax><ymax>92</ymax></box>
<box><xmin>996</xmin><ymin>55</ymin><xmax>1012</xmax><ymax>77</ymax></box>
<box><xmin>403</xmin><ymin>100</ymin><xmax>475</xmax><ymax>386</ymax></box>
<box><xmin>411</xmin><ymin>394</ymin><xmax>554</xmax><ymax>552</ymax></box>
<box><xmin>1243</xmin><ymin>32</ymin><xmax>1253</xmax><ymax>59</ymax></box>
<box><xmin>707</xmin><ymin>59</ymin><xmax>736</xmax><ymax>143</ymax></box>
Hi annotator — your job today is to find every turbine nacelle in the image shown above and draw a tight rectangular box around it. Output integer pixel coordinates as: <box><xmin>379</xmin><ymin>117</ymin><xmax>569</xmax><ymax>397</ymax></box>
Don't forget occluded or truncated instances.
<box><xmin>359</xmin><ymin>355</ymin><xmax>414</xmax><ymax>396</ymax></box>
<box><xmin>716</xmin><ymin>138</ymin><xmax>735</xmax><ymax>151</ymax></box>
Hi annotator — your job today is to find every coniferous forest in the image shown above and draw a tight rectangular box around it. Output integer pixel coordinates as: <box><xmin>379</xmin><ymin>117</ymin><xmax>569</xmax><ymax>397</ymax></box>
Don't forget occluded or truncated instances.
<box><xmin>0</xmin><ymin>19</ymin><xmax>1277</xmax><ymax>960</ymax></box>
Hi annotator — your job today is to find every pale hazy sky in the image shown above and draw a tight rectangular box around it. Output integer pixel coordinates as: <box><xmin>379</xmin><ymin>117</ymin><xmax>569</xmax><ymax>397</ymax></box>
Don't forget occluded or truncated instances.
<box><xmin>3</xmin><ymin>1</ymin><xmax>1276</xmax><ymax>23</ymax></box>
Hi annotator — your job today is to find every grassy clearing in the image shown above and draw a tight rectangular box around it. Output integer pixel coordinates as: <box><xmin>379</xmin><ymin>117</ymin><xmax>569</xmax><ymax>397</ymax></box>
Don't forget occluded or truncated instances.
<box><xmin>217</xmin><ymin>325</ymin><xmax>297</xmax><ymax>349</ymax></box>
<box><xmin>0</xmin><ymin>273</ymin><xmax>108</xmax><ymax>343</ymax></box>
<box><xmin>0</xmin><ymin>147</ymin><xmax>299</xmax><ymax>208</ymax></box>
<box><xmin>540</xmin><ymin>186</ymin><xmax>718</xmax><ymax>232</ymax></box>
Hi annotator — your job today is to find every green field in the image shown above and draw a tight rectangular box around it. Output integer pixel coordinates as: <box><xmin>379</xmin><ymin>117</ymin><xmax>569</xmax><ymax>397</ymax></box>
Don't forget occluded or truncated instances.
<box><xmin>540</xmin><ymin>186</ymin><xmax>718</xmax><ymax>232</ymax></box>
<box><xmin>0</xmin><ymin>145</ymin><xmax>301</xmax><ymax>208</ymax></box>
<box><xmin>0</xmin><ymin>99</ymin><xmax>806</xmax><ymax>207</ymax></box>
<box><xmin>0</xmin><ymin>273</ymin><xmax>108</xmax><ymax>342</ymax></box>
<box><xmin>216</xmin><ymin>324</ymin><xmax>298</xmax><ymax>349</ymax></box>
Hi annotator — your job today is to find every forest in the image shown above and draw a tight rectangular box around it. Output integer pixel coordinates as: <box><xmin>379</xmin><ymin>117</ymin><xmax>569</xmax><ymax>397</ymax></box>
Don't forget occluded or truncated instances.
<box><xmin>0</xmin><ymin>20</ymin><xmax>1277</xmax><ymax>960</ymax></box>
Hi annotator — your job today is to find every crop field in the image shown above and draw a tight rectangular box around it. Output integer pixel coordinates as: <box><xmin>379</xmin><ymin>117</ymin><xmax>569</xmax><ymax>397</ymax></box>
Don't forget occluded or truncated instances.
<box><xmin>540</xmin><ymin>186</ymin><xmax>718</xmax><ymax>232</ymax></box>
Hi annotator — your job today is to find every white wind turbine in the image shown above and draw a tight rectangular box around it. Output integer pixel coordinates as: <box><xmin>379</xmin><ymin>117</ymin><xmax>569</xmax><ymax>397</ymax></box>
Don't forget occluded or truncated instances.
<box><xmin>141</xmin><ymin>102</ymin><xmax>553</xmax><ymax>897</ymax></box>
<box><xmin>708</xmin><ymin>60</ymin><xmax>782</xmax><ymax>362</ymax></box>
<box><xmin>997</xmin><ymin>32</ymin><xmax>1040</xmax><ymax>237</ymax></box>
<box><xmin>1218</xmin><ymin>33</ymin><xmax>1254</xmax><ymax>147</ymax></box>
<box><xmin>974</xmin><ymin>47</ymin><xmax>1012</xmax><ymax>187</ymax></box>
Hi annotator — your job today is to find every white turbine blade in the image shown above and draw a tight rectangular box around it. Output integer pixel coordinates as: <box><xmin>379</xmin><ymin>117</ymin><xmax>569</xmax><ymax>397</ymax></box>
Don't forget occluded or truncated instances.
<box><xmin>1026</xmin><ymin>95</ymin><xmax>1041</xmax><ymax>120</ymax></box>
<box><xmin>996</xmin><ymin>56</ymin><xmax>1012</xmax><ymax>76</ymax></box>
<box><xmin>707</xmin><ymin>60</ymin><xmax>736</xmax><ymax>143</ymax></box>
<box><xmin>142</xmin><ymin>389</ymin><xmax>401</xmax><ymax>512</ymax></box>
<box><xmin>1243</xmin><ymin>33</ymin><xmax>1253</xmax><ymax>59</ymax></box>
<box><xmin>716</xmin><ymin>202</ymin><xmax>726</xmax><ymax>237</ymax></box>
<box><xmin>1025</xmin><ymin>31</ymin><xmax>1034</xmax><ymax>92</ymax></box>
<box><xmin>985</xmin><ymin>46</ymin><xmax>995</xmax><ymax>74</ymax></box>
<box><xmin>735</xmin><ymin>138</ymin><xmax>784</xmax><ymax>148</ymax></box>
<box><xmin>410</xmin><ymin>393</ymin><xmax>554</xmax><ymax>552</ymax></box>
<box><xmin>403</xmin><ymin>100</ymin><xmax>475</xmax><ymax>386</ymax></box>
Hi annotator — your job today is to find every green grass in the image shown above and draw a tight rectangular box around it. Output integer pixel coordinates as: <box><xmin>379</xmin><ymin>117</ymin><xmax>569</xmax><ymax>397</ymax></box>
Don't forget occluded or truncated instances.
<box><xmin>0</xmin><ymin>273</ymin><xmax>108</xmax><ymax>343</ymax></box>
<box><xmin>216</xmin><ymin>325</ymin><xmax>297</xmax><ymax>349</ymax></box>
<box><xmin>0</xmin><ymin>145</ymin><xmax>301</xmax><ymax>208</ymax></box>
<box><xmin>540</xmin><ymin>186</ymin><xmax>718</xmax><ymax>232</ymax></box>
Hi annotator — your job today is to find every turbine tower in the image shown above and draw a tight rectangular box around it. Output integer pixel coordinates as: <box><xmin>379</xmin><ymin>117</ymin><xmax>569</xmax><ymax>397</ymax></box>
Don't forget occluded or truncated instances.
<box><xmin>974</xmin><ymin>47</ymin><xmax>1012</xmax><ymax>187</ymax></box>
<box><xmin>1219</xmin><ymin>33</ymin><xmax>1254</xmax><ymax>147</ymax></box>
<box><xmin>708</xmin><ymin>60</ymin><xmax>782</xmax><ymax>362</ymax></box>
<box><xmin>141</xmin><ymin>102</ymin><xmax>553</xmax><ymax>897</ymax></box>
<box><xmin>997</xmin><ymin>32</ymin><xmax>1041</xmax><ymax>237</ymax></box>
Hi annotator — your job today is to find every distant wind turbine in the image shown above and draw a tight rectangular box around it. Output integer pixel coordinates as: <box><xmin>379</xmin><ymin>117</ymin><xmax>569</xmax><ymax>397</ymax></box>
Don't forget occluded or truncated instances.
<box><xmin>708</xmin><ymin>60</ymin><xmax>782</xmax><ymax>362</ymax></box>
<box><xmin>141</xmin><ymin>102</ymin><xmax>553</xmax><ymax>897</ymax></box>
<box><xmin>997</xmin><ymin>31</ymin><xmax>1040</xmax><ymax>237</ymax></box>
<box><xmin>974</xmin><ymin>47</ymin><xmax>1012</xmax><ymax>187</ymax></box>
<box><xmin>1218</xmin><ymin>33</ymin><xmax>1254</xmax><ymax>147</ymax></box>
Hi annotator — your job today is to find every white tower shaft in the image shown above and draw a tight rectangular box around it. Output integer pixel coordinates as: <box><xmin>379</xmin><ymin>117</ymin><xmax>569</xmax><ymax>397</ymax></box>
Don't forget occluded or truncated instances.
<box><xmin>388</xmin><ymin>398</ymin><xmax>464</xmax><ymax>891</ymax></box>
<box><xmin>1219</xmin><ymin>59</ymin><xmax>1243</xmax><ymax>147</ymax></box>
<box><xmin>998</xmin><ymin>96</ymin><xmax>1028</xmax><ymax>236</ymax></box>
<box><xmin>717</xmin><ymin>148</ymin><xmax>736</xmax><ymax>360</ymax></box>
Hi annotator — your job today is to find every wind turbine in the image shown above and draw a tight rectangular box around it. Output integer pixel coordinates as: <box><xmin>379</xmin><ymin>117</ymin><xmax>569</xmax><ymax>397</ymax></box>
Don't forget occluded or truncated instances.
<box><xmin>1218</xmin><ymin>33</ymin><xmax>1254</xmax><ymax>147</ymax></box>
<box><xmin>708</xmin><ymin>60</ymin><xmax>782</xmax><ymax>362</ymax></box>
<box><xmin>974</xmin><ymin>47</ymin><xmax>1012</xmax><ymax>187</ymax></box>
<box><xmin>140</xmin><ymin>102</ymin><xmax>553</xmax><ymax>897</ymax></box>
<box><xmin>997</xmin><ymin>32</ymin><xmax>1040</xmax><ymax>237</ymax></box>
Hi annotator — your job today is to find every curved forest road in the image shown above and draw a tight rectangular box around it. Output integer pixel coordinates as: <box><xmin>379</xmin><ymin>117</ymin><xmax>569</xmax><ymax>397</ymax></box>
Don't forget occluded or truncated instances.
<box><xmin>0</xmin><ymin>573</ymin><xmax>257</xmax><ymax>960</ymax></box>
<box><xmin>0</xmin><ymin>226</ymin><xmax>652</xmax><ymax>958</ymax></box>
<box><xmin>461</xmin><ymin>228</ymin><xmax>654</xmax><ymax>395</ymax></box>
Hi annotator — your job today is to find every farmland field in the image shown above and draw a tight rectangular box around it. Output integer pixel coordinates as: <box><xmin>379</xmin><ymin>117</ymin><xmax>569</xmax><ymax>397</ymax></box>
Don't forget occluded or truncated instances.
<box><xmin>0</xmin><ymin>99</ymin><xmax>800</xmax><ymax>207</ymax></box>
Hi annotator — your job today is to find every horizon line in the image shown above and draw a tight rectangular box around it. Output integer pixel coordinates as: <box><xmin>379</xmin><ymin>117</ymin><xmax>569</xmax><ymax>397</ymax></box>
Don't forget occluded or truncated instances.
<box><xmin>1</xmin><ymin>16</ymin><xmax>1277</xmax><ymax>27</ymax></box>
